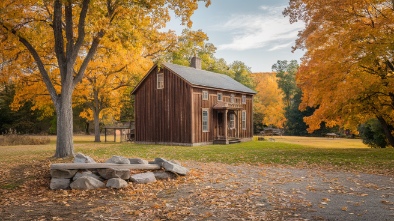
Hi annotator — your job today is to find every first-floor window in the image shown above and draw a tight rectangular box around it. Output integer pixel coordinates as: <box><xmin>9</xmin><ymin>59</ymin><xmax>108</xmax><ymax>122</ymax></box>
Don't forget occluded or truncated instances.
<box><xmin>229</xmin><ymin>113</ymin><xmax>235</xmax><ymax>129</ymax></box>
<box><xmin>242</xmin><ymin>111</ymin><xmax>246</xmax><ymax>130</ymax></box>
<box><xmin>202</xmin><ymin>109</ymin><xmax>209</xmax><ymax>132</ymax></box>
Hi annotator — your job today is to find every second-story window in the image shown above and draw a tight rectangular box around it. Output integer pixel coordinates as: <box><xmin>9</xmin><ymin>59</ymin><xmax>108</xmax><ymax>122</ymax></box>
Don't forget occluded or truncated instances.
<box><xmin>217</xmin><ymin>93</ymin><xmax>223</xmax><ymax>101</ymax></box>
<box><xmin>242</xmin><ymin>95</ymin><xmax>246</xmax><ymax>104</ymax></box>
<box><xmin>157</xmin><ymin>72</ymin><xmax>164</xmax><ymax>89</ymax></box>
<box><xmin>202</xmin><ymin>91</ymin><xmax>209</xmax><ymax>100</ymax></box>
<box><xmin>230</xmin><ymin>94</ymin><xmax>235</xmax><ymax>103</ymax></box>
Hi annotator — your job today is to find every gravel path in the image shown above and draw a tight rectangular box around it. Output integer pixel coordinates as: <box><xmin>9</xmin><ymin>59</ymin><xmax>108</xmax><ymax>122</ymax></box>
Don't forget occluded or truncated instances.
<box><xmin>185</xmin><ymin>162</ymin><xmax>394</xmax><ymax>221</ymax></box>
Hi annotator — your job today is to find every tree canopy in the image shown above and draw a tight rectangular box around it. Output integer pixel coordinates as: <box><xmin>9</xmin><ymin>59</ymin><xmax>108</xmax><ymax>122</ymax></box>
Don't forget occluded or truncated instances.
<box><xmin>0</xmin><ymin>0</ymin><xmax>211</xmax><ymax>157</ymax></box>
<box><xmin>252</xmin><ymin>72</ymin><xmax>285</xmax><ymax>129</ymax></box>
<box><xmin>284</xmin><ymin>0</ymin><xmax>394</xmax><ymax>146</ymax></box>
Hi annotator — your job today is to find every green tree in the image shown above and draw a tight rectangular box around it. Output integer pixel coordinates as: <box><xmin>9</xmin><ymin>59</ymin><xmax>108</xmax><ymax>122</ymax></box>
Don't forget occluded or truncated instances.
<box><xmin>359</xmin><ymin>118</ymin><xmax>388</xmax><ymax>148</ymax></box>
<box><xmin>229</xmin><ymin>61</ymin><xmax>254</xmax><ymax>90</ymax></box>
<box><xmin>0</xmin><ymin>84</ymin><xmax>51</xmax><ymax>134</ymax></box>
<box><xmin>272</xmin><ymin>60</ymin><xmax>299</xmax><ymax>108</ymax></box>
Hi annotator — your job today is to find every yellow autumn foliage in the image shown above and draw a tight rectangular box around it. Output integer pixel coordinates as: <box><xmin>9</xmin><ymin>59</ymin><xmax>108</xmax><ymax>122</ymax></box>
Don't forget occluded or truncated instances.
<box><xmin>253</xmin><ymin>72</ymin><xmax>286</xmax><ymax>128</ymax></box>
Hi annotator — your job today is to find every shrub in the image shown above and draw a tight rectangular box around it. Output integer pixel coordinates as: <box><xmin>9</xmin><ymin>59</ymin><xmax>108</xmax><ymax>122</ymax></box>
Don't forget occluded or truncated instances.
<box><xmin>0</xmin><ymin>134</ymin><xmax>51</xmax><ymax>146</ymax></box>
<box><xmin>358</xmin><ymin>118</ymin><xmax>388</xmax><ymax>148</ymax></box>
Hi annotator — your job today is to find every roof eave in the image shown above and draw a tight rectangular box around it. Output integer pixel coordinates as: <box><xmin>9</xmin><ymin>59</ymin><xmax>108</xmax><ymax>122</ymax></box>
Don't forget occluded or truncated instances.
<box><xmin>131</xmin><ymin>64</ymin><xmax>158</xmax><ymax>95</ymax></box>
<box><xmin>191</xmin><ymin>84</ymin><xmax>256</xmax><ymax>95</ymax></box>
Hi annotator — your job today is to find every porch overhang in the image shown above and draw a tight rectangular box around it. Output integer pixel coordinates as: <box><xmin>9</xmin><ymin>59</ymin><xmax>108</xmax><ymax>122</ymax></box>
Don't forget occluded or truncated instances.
<box><xmin>212</xmin><ymin>101</ymin><xmax>243</xmax><ymax>110</ymax></box>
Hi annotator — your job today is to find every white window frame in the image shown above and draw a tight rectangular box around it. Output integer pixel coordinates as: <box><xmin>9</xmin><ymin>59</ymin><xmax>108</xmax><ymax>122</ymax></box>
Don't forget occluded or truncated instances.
<box><xmin>202</xmin><ymin>109</ymin><xmax>209</xmax><ymax>132</ymax></box>
<box><xmin>157</xmin><ymin>72</ymin><xmax>164</xmax><ymax>89</ymax></box>
<box><xmin>217</xmin><ymin>93</ymin><xmax>223</xmax><ymax>101</ymax></box>
<box><xmin>230</xmin><ymin>94</ymin><xmax>235</xmax><ymax>103</ymax></box>
<box><xmin>202</xmin><ymin>91</ymin><xmax>209</xmax><ymax>100</ymax></box>
<box><xmin>242</xmin><ymin>95</ymin><xmax>246</xmax><ymax>104</ymax></box>
<box><xmin>229</xmin><ymin>113</ymin><xmax>235</xmax><ymax>129</ymax></box>
<box><xmin>242</xmin><ymin>111</ymin><xmax>246</xmax><ymax>130</ymax></box>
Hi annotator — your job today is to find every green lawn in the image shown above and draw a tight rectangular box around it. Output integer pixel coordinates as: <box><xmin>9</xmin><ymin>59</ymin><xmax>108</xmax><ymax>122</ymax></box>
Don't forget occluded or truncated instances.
<box><xmin>1</xmin><ymin>135</ymin><xmax>392</xmax><ymax>175</ymax></box>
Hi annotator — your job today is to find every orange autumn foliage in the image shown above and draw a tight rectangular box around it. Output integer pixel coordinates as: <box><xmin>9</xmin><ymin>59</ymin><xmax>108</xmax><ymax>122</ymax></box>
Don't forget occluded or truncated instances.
<box><xmin>284</xmin><ymin>0</ymin><xmax>394</xmax><ymax>144</ymax></box>
<box><xmin>0</xmin><ymin>0</ymin><xmax>211</xmax><ymax>157</ymax></box>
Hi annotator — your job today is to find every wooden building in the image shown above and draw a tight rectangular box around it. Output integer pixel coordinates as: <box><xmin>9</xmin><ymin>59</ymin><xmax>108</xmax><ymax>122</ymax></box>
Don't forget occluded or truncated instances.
<box><xmin>131</xmin><ymin>58</ymin><xmax>256</xmax><ymax>146</ymax></box>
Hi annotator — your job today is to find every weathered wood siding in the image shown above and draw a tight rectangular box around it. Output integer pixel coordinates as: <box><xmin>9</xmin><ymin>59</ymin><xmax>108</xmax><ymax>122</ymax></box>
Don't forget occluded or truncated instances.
<box><xmin>134</xmin><ymin>66</ymin><xmax>192</xmax><ymax>144</ymax></box>
<box><xmin>192</xmin><ymin>88</ymin><xmax>254</xmax><ymax>143</ymax></box>
<box><xmin>191</xmin><ymin>88</ymin><xmax>218</xmax><ymax>143</ymax></box>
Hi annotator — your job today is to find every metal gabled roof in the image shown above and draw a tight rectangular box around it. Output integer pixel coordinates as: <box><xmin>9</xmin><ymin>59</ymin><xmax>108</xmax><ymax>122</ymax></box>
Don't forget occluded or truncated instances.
<box><xmin>162</xmin><ymin>62</ymin><xmax>256</xmax><ymax>94</ymax></box>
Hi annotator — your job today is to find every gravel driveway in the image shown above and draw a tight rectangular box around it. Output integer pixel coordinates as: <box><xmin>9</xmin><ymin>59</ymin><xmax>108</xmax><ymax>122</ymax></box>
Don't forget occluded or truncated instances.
<box><xmin>184</xmin><ymin>162</ymin><xmax>394</xmax><ymax>221</ymax></box>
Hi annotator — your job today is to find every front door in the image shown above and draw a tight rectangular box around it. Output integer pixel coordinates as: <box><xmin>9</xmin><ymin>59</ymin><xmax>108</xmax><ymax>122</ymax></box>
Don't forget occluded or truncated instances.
<box><xmin>217</xmin><ymin>112</ymin><xmax>224</xmax><ymax>138</ymax></box>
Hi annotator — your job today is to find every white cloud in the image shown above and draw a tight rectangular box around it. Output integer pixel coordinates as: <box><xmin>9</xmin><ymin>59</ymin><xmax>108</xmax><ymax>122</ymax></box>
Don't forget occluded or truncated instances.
<box><xmin>215</xmin><ymin>5</ymin><xmax>304</xmax><ymax>51</ymax></box>
<box><xmin>268</xmin><ymin>42</ymin><xmax>293</xmax><ymax>51</ymax></box>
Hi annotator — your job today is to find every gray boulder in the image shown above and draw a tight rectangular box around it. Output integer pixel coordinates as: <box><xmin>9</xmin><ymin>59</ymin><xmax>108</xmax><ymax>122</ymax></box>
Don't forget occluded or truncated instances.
<box><xmin>50</xmin><ymin>169</ymin><xmax>78</xmax><ymax>179</ymax></box>
<box><xmin>106</xmin><ymin>178</ymin><xmax>128</xmax><ymax>189</ymax></box>
<box><xmin>152</xmin><ymin>158</ymin><xmax>182</xmax><ymax>166</ymax></box>
<box><xmin>129</xmin><ymin>158</ymin><xmax>148</xmax><ymax>164</ymax></box>
<box><xmin>70</xmin><ymin>177</ymin><xmax>105</xmax><ymax>190</ymax></box>
<box><xmin>163</xmin><ymin>161</ymin><xmax>189</xmax><ymax>176</ymax></box>
<box><xmin>50</xmin><ymin>178</ymin><xmax>70</xmax><ymax>190</ymax></box>
<box><xmin>130</xmin><ymin>172</ymin><xmax>156</xmax><ymax>184</ymax></box>
<box><xmin>73</xmin><ymin>171</ymin><xmax>103</xmax><ymax>181</ymax></box>
<box><xmin>97</xmin><ymin>168</ymin><xmax>130</xmax><ymax>180</ymax></box>
<box><xmin>170</xmin><ymin>160</ymin><xmax>182</xmax><ymax>166</ymax></box>
<box><xmin>151</xmin><ymin>158</ymin><xmax>167</xmax><ymax>166</ymax></box>
<box><xmin>105</xmin><ymin>155</ymin><xmax>130</xmax><ymax>164</ymax></box>
<box><xmin>153</xmin><ymin>171</ymin><xmax>177</xmax><ymax>180</ymax></box>
<box><xmin>74</xmin><ymin>153</ymin><xmax>96</xmax><ymax>163</ymax></box>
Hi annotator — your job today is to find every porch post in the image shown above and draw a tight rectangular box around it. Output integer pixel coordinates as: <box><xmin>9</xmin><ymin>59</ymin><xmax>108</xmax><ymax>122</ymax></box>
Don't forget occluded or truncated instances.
<box><xmin>224</xmin><ymin>110</ymin><xmax>228</xmax><ymax>143</ymax></box>
<box><xmin>237</xmin><ymin>110</ymin><xmax>240</xmax><ymax>138</ymax></box>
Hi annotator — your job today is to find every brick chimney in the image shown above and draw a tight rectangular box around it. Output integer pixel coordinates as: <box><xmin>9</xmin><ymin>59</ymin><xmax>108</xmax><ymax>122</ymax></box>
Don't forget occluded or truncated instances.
<box><xmin>191</xmin><ymin>57</ymin><xmax>201</xmax><ymax>69</ymax></box>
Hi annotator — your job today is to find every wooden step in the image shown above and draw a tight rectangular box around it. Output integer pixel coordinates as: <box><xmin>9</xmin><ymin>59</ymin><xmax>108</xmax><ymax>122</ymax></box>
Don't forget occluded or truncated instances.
<box><xmin>213</xmin><ymin>138</ymin><xmax>241</xmax><ymax>145</ymax></box>
<box><xmin>229</xmin><ymin>139</ymin><xmax>241</xmax><ymax>144</ymax></box>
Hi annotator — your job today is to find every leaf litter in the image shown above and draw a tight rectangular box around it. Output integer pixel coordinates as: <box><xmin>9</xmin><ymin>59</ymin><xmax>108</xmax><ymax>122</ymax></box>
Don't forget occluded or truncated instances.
<box><xmin>0</xmin><ymin>160</ymin><xmax>393</xmax><ymax>220</ymax></box>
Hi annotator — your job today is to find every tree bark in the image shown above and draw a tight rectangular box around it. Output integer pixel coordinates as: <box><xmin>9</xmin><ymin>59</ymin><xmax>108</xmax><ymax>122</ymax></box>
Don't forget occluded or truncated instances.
<box><xmin>85</xmin><ymin>122</ymin><xmax>90</xmax><ymax>135</ymax></box>
<box><xmin>54</xmin><ymin>94</ymin><xmax>74</xmax><ymax>158</ymax></box>
<box><xmin>93</xmin><ymin>88</ymin><xmax>101</xmax><ymax>142</ymax></box>
<box><xmin>93</xmin><ymin>108</ymin><xmax>101</xmax><ymax>142</ymax></box>
<box><xmin>377</xmin><ymin>116</ymin><xmax>394</xmax><ymax>148</ymax></box>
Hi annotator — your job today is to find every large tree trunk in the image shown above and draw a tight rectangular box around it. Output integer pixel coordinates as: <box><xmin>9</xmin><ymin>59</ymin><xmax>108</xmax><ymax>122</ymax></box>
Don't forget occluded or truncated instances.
<box><xmin>93</xmin><ymin>108</ymin><xmax>101</xmax><ymax>142</ymax></box>
<box><xmin>54</xmin><ymin>94</ymin><xmax>74</xmax><ymax>158</ymax></box>
<box><xmin>377</xmin><ymin>116</ymin><xmax>394</xmax><ymax>147</ymax></box>
<box><xmin>85</xmin><ymin>122</ymin><xmax>90</xmax><ymax>135</ymax></box>
<box><xmin>93</xmin><ymin>88</ymin><xmax>101</xmax><ymax>142</ymax></box>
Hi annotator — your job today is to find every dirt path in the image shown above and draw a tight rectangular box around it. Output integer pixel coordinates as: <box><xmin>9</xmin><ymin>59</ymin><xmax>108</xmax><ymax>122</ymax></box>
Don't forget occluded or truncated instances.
<box><xmin>1</xmin><ymin>161</ymin><xmax>393</xmax><ymax>220</ymax></box>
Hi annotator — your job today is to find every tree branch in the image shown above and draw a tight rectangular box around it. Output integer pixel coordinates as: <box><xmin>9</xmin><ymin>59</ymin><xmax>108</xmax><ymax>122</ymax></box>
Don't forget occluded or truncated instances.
<box><xmin>70</xmin><ymin>0</ymin><xmax>90</xmax><ymax>62</ymax></box>
<box><xmin>65</xmin><ymin>0</ymin><xmax>74</xmax><ymax>60</ymax></box>
<box><xmin>53</xmin><ymin>0</ymin><xmax>66</xmax><ymax>78</ymax></box>
<box><xmin>0</xmin><ymin>22</ymin><xmax>58</xmax><ymax>103</ymax></box>
<box><xmin>73</xmin><ymin>30</ymin><xmax>105</xmax><ymax>87</ymax></box>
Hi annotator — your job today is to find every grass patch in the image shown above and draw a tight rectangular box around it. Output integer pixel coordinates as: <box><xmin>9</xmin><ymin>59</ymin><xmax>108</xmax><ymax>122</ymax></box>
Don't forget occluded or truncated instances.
<box><xmin>0</xmin><ymin>134</ymin><xmax>50</xmax><ymax>146</ymax></box>
<box><xmin>0</xmin><ymin>135</ymin><xmax>393</xmax><ymax>175</ymax></box>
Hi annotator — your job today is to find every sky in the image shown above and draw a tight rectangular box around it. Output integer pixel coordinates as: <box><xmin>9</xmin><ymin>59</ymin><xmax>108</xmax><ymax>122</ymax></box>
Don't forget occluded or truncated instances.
<box><xmin>166</xmin><ymin>0</ymin><xmax>305</xmax><ymax>73</ymax></box>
